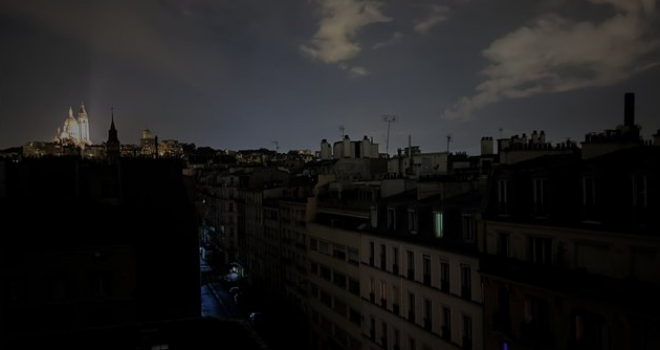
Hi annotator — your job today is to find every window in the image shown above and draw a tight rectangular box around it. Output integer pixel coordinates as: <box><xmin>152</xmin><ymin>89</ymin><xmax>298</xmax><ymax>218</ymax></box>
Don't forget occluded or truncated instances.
<box><xmin>349</xmin><ymin>278</ymin><xmax>360</xmax><ymax>296</ymax></box>
<box><xmin>392</xmin><ymin>247</ymin><xmax>399</xmax><ymax>275</ymax></box>
<box><xmin>533</xmin><ymin>178</ymin><xmax>548</xmax><ymax>216</ymax></box>
<box><xmin>369</xmin><ymin>241</ymin><xmax>375</xmax><ymax>266</ymax></box>
<box><xmin>349</xmin><ymin>308</ymin><xmax>361</xmax><ymax>326</ymax></box>
<box><xmin>380</xmin><ymin>244</ymin><xmax>387</xmax><ymax>270</ymax></box>
<box><xmin>319</xmin><ymin>240</ymin><xmax>330</xmax><ymax>255</ymax></box>
<box><xmin>442</xmin><ymin>307</ymin><xmax>451</xmax><ymax>341</ymax></box>
<box><xmin>433</xmin><ymin>211</ymin><xmax>444</xmax><ymax>238</ymax></box>
<box><xmin>380</xmin><ymin>280</ymin><xmax>388</xmax><ymax>308</ymax></box>
<box><xmin>407</xmin><ymin>251</ymin><xmax>415</xmax><ymax>280</ymax></box>
<box><xmin>333</xmin><ymin>272</ymin><xmax>347</xmax><ymax>289</ymax></box>
<box><xmin>423</xmin><ymin>299</ymin><xmax>433</xmax><ymax>330</ymax></box>
<box><xmin>310</xmin><ymin>238</ymin><xmax>318</xmax><ymax>251</ymax></box>
<box><xmin>529</xmin><ymin>237</ymin><xmax>552</xmax><ymax>265</ymax></box>
<box><xmin>392</xmin><ymin>285</ymin><xmax>400</xmax><ymax>315</ymax></box>
<box><xmin>460</xmin><ymin>265</ymin><xmax>471</xmax><ymax>300</ymax></box>
<box><xmin>333</xmin><ymin>244</ymin><xmax>347</xmax><ymax>261</ymax></box>
<box><xmin>370</xmin><ymin>277</ymin><xmax>375</xmax><ymax>302</ymax></box>
<box><xmin>320</xmin><ymin>265</ymin><xmax>331</xmax><ymax>280</ymax></box>
<box><xmin>498</xmin><ymin>233</ymin><xmax>511</xmax><ymax>257</ymax></box>
<box><xmin>408</xmin><ymin>209</ymin><xmax>418</xmax><ymax>233</ymax></box>
<box><xmin>462</xmin><ymin>215</ymin><xmax>475</xmax><ymax>241</ymax></box>
<box><xmin>409</xmin><ymin>338</ymin><xmax>417</xmax><ymax>350</ymax></box>
<box><xmin>422</xmin><ymin>255</ymin><xmax>431</xmax><ymax>286</ymax></box>
<box><xmin>463</xmin><ymin>315</ymin><xmax>473</xmax><ymax>350</ymax></box>
<box><xmin>393</xmin><ymin>328</ymin><xmax>400</xmax><ymax>350</ymax></box>
<box><xmin>90</xmin><ymin>271</ymin><xmax>111</xmax><ymax>297</ymax></box>
<box><xmin>440</xmin><ymin>260</ymin><xmax>450</xmax><ymax>292</ymax></box>
<box><xmin>632</xmin><ymin>175</ymin><xmax>647</xmax><ymax>208</ymax></box>
<box><xmin>408</xmin><ymin>292</ymin><xmax>416</xmax><ymax>322</ymax></box>
<box><xmin>582</xmin><ymin>176</ymin><xmax>597</xmax><ymax>221</ymax></box>
<box><xmin>310</xmin><ymin>262</ymin><xmax>318</xmax><ymax>275</ymax></box>
<box><xmin>348</xmin><ymin>247</ymin><xmax>359</xmax><ymax>266</ymax></box>
<box><xmin>381</xmin><ymin>322</ymin><xmax>388</xmax><ymax>348</ymax></box>
<box><xmin>498</xmin><ymin>179</ymin><xmax>509</xmax><ymax>214</ymax></box>
<box><xmin>333</xmin><ymin>298</ymin><xmax>347</xmax><ymax>317</ymax></box>
<box><xmin>388</xmin><ymin>208</ymin><xmax>396</xmax><ymax>230</ymax></box>
<box><xmin>524</xmin><ymin>296</ymin><xmax>551</xmax><ymax>333</ymax></box>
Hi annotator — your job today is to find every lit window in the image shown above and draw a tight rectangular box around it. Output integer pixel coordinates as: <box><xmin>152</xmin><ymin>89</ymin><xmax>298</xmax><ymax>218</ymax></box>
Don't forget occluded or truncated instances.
<box><xmin>434</xmin><ymin>211</ymin><xmax>444</xmax><ymax>238</ymax></box>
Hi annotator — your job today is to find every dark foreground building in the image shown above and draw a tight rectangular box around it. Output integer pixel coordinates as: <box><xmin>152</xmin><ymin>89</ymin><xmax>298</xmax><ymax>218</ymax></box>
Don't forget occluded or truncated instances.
<box><xmin>0</xmin><ymin>157</ymin><xmax>206</xmax><ymax>349</ymax></box>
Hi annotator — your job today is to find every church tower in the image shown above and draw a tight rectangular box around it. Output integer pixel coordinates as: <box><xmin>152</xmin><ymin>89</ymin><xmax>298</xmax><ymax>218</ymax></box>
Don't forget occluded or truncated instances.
<box><xmin>106</xmin><ymin>107</ymin><xmax>121</xmax><ymax>162</ymax></box>
<box><xmin>61</xmin><ymin>106</ymin><xmax>80</xmax><ymax>145</ymax></box>
<box><xmin>78</xmin><ymin>102</ymin><xmax>92</xmax><ymax>147</ymax></box>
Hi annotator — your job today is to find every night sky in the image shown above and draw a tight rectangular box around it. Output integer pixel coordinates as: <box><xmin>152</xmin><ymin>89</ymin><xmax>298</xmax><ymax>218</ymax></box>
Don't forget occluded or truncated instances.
<box><xmin>1</xmin><ymin>0</ymin><xmax>659</xmax><ymax>154</ymax></box>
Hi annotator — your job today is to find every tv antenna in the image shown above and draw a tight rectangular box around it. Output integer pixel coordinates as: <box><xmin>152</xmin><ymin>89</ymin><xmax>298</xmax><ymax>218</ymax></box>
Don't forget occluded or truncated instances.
<box><xmin>382</xmin><ymin>114</ymin><xmax>397</xmax><ymax>155</ymax></box>
<box><xmin>271</xmin><ymin>140</ymin><xmax>280</xmax><ymax>152</ymax></box>
<box><xmin>446</xmin><ymin>133</ymin><xmax>453</xmax><ymax>153</ymax></box>
<box><xmin>339</xmin><ymin>125</ymin><xmax>346</xmax><ymax>138</ymax></box>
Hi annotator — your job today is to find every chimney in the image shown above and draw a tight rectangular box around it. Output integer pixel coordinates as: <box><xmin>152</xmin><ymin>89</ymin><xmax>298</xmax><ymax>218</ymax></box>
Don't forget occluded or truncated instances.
<box><xmin>625</xmin><ymin>92</ymin><xmax>635</xmax><ymax>127</ymax></box>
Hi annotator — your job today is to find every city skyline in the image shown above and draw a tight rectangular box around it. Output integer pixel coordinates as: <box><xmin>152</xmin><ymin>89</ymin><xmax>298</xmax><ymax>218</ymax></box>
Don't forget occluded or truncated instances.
<box><xmin>2</xmin><ymin>0</ymin><xmax>660</xmax><ymax>154</ymax></box>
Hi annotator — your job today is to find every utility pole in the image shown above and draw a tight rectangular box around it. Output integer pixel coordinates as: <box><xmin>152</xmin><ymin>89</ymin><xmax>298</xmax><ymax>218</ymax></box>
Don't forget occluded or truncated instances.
<box><xmin>446</xmin><ymin>133</ymin><xmax>453</xmax><ymax>153</ymax></box>
<box><xmin>382</xmin><ymin>114</ymin><xmax>397</xmax><ymax>155</ymax></box>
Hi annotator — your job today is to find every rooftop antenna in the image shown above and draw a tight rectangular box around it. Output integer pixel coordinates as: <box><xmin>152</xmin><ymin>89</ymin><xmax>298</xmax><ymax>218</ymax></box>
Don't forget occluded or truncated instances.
<box><xmin>272</xmin><ymin>140</ymin><xmax>280</xmax><ymax>152</ymax></box>
<box><xmin>498</xmin><ymin>127</ymin><xmax>503</xmax><ymax>139</ymax></box>
<box><xmin>446</xmin><ymin>133</ymin><xmax>453</xmax><ymax>153</ymax></box>
<box><xmin>382</xmin><ymin>114</ymin><xmax>397</xmax><ymax>155</ymax></box>
<box><xmin>339</xmin><ymin>125</ymin><xmax>346</xmax><ymax>138</ymax></box>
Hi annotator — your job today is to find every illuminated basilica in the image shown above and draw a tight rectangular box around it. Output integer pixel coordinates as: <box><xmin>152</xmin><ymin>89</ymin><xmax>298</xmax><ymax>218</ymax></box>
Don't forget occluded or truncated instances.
<box><xmin>54</xmin><ymin>103</ymin><xmax>92</xmax><ymax>148</ymax></box>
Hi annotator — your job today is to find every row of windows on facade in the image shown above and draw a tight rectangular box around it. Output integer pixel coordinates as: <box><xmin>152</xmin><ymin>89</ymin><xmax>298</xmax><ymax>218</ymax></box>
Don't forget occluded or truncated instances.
<box><xmin>496</xmin><ymin>289</ymin><xmax>613</xmax><ymax>349</ymax></box>
<box><xmin>310</xmin><ymin>238</ymin><xmax>360</xmax><ymax>265</ymax></box>
<box><xmin>496</xmin><ymin>175</ymin><xmax>649</xmax><ymax>216</ymax></box>
<box><xmin>383</xmin><ymin>208</ymin><xmax>476</xmax><ymax>241</ymax></box>
<box><xmin>367</xmin><ymin>304</ymin><xmax>474</xmax><ymax>350</ymax></box>
<box><xmin>368</xmin><ymin>242</ymin><xmax>473</xmax><ymax>298</ymax></box>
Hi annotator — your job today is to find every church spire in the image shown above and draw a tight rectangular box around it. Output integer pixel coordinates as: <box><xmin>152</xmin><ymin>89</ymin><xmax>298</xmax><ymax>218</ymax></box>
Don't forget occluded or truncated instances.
<box><xmin>106</xmin><ymin>106</ymin><xmax>120</xmax><ymax>162</ymax></box>
<box><xmin>68</xmin><ymin>105</ymin><xmax>74</xmax><ymax>118</ymax></box>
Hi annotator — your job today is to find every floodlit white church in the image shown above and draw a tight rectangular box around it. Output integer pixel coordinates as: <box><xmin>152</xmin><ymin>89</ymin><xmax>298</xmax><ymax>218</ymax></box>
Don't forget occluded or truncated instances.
<box><xmin>54</xmin><ymin>103</ymin><xmax>92</xmax><ymax>148</ymax></box>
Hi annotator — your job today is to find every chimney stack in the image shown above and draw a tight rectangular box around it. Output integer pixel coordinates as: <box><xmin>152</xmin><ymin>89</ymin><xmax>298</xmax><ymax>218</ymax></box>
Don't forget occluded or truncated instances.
<box><xmin>624</xmin><ymin>92</ymin><xmax>635</xmax><ymax>127</ymax></box>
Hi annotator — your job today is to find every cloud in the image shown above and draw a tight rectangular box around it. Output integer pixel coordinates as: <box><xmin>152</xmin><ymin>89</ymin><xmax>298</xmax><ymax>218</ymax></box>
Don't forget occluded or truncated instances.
<box><xmin>300</xmin><ymin>0</ymin><xmax>391</xmax><ymax>64</ymax></box>
<box><xmin>349</xmin><ymin>66</ymin><xmax>368</xmax><ymax>77</ymax></box>
<box><xmin>443</xmin><ymin>0</ymin><xmax>660</xmax><ymax>120</ymax></box>
<box><xmin>373</xmin><ymin>31</ymin><xmax>403</xmax><ymax>49</ymax></box>
<box><xmin>414</xmin><ymin>4</ymin><xmax>449</xmax><ymax>34</ymax></box>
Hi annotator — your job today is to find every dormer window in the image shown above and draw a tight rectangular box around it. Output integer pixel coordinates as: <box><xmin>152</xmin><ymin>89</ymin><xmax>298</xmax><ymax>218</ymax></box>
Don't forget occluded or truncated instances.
<box><xmin>462</xmin><ymin>214</ymin><xmax>475</xmax><ymax>242</ymax></box>
<box><xmin>582</xmin><ymin>176</ymin><xmax>598</xmax><ymax>222</ymax></box>
<box><xmin>433</xmin><ymin>211</ymin><xmax>444</xmax><ymax>238</ymax></box>
<box><xmin>498</xmin><ymin>179</ymin><xmax>509</xmax><ymax>215</ymax></box>
<box><xmin>408</xmin><ymin>209</ymin><xmax>418</xmax><ymax>234</ymax></box>
<box><xmin>532</xmin><ymin>178</ymin><xmax>548</xmax><ymax>217</ymax></box>
<box><xmin>388</xmin><ymin>207</ymin><xmax>396</xmax><ymax>231</ymax></box>
<box><xmin>632</xmin><ymin>175</ymin><xmax>647</xmax><ymax>208</ymax></box>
